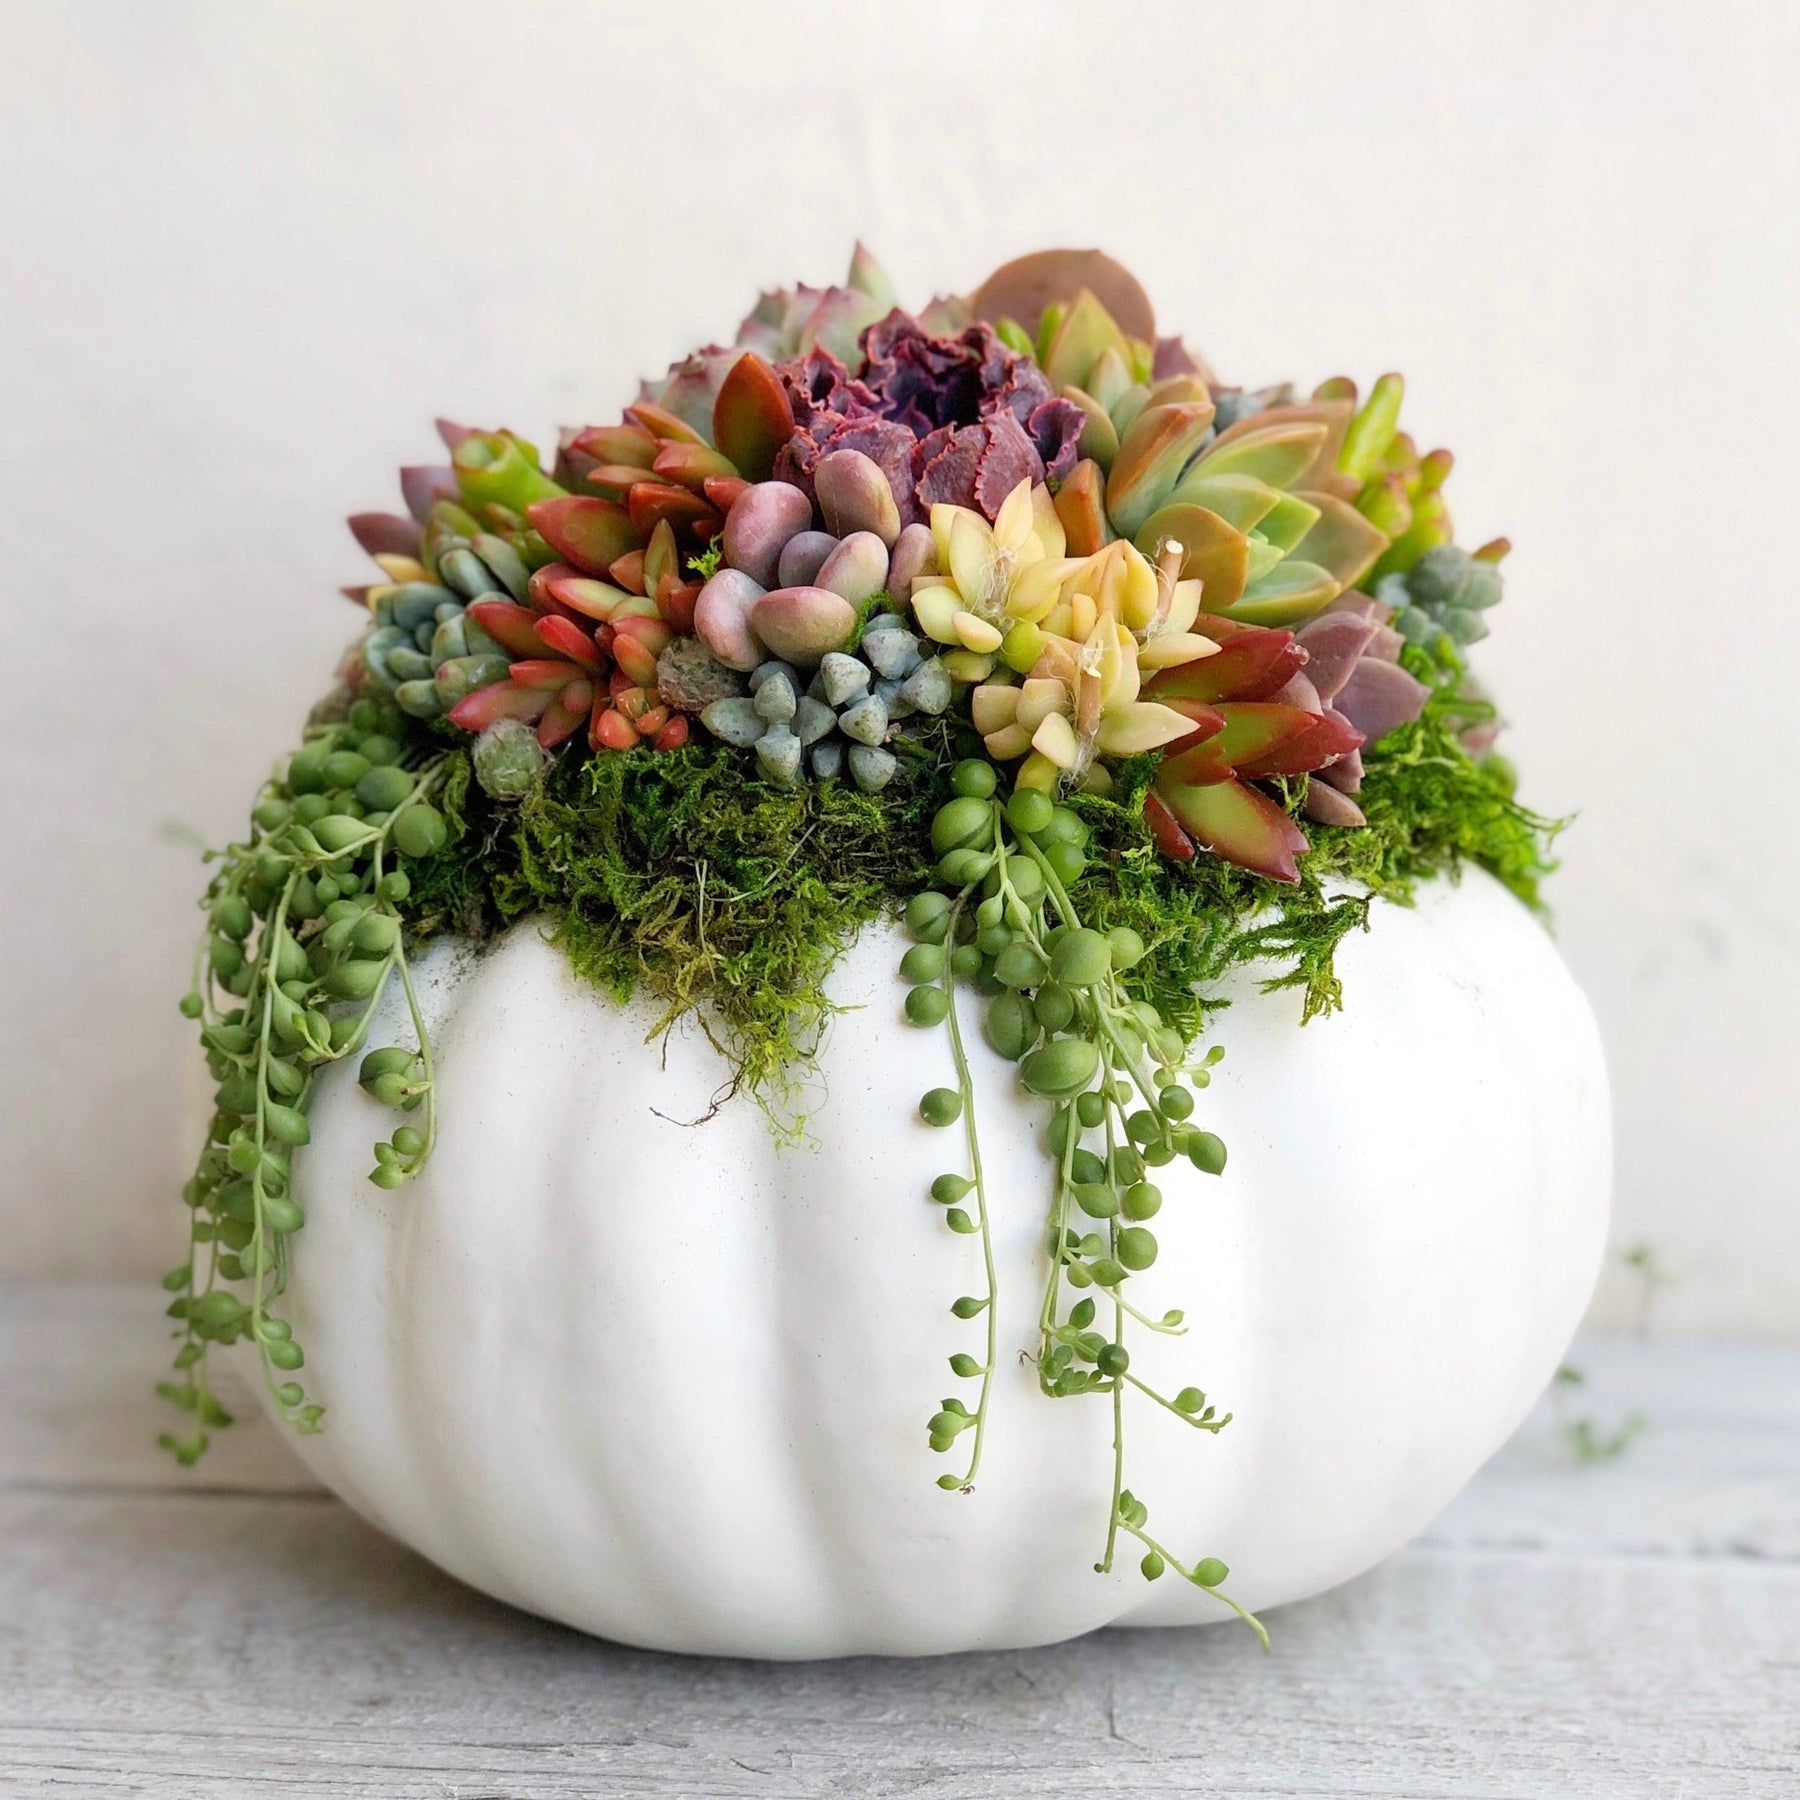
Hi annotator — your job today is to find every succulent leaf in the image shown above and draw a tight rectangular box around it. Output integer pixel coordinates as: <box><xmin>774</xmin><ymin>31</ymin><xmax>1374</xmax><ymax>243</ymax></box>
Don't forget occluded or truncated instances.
<box><xmin>465</xmin><ymin>599</ymin><xmax>557</xmax><ymax>660</ymax></box>
<box><xmin>1153</xmin><ymin>776</ymin><xmax>1310</xmax><ymax>884</ymax></box>
<box><xmin>846</xmin><ymin>241</ymin><xmax>898</xmax><ymax>309</ymax></box>
<box><xmin>1094</xmin><ymin>701</ymin><xmax>1197</xmax><ymax>756</ymax></box>
<box><xmin>1165</xmin><ymin>473</ymin><xmax>1280</xmax><ymax>535</ymax></box>
<box><xmin>1144</xmin><ymin>624</ymin><xmax>1303</xmax><ymax>706</ymax></box>
<box><xmin>1191</xmin><ymin>419</ymin><xmax>1330</xmax><ymax>490</ymax></box>
<box><xmin>1337</xmin><ymin>373</ymin><xmax>1405</xmax><ymax>483</ymax></box>
<box><xmin>1333</xmin><ymin>657</ymin><xmax>1430</xmax><ymax>745</ymax></box>
<box><xmin>1231</xmin><ymin>709</ymin><xmax>1363</xmax><ymax>780</ymax></box>
<box><xmin>1141</xmin><ymin>790</ymin><xmax>1197</xmax><ymax>862</ymax></box>
<box><xmin>349</xmin><ymin>513</ymin><xmax>423</xmax><ymax>561</ymax></box>
<box><xmin>446</xmin><ymin>681</ymin><xmax>552</xmax><ymax>732</ymax></box>
<box><xmin>1288</xmin><ymin>492</ymin><xmax>1390</xmax><ymax>590</ymax></box>
<box><xmin>571</xmin><ymin>424</ymin><xmax>659</xmax><ymax>469</ymax></box>
<box><xmin>399</xmin><ymin>465</ymin><xmax>457</xmax><ymax>524</ymax></box>
<box><xmin>525</xmin><ymin>497</ymin><xmax>641</xmax><ymax>576</ymax></box>
<box><xmin>1106</xmin><ymin>402</ymin><xmax>1217</xmax><ymax>539</ymax></box>
<box><xmin>531</xmin><ymin>614</ymin><xmax>607</xmax><ymax>675</ymax></box>
<box><xmin>970</xmin><ymin>252</ymin><xmax>1156</xmax><ymax>345</ymax></box>
<box><xmin>1133</xmin><ymin>504</ymin><xmax>1249</xmax><ymax>611</ymax></box>
<box><xmin>1161</xmin><ymin>702</ymin><xmax>1324</xmax><ymax>787</ymax></box>
<box><xmin>1042</xmin><ymin>289</ymin><xmax>1138</xmax><ymax>393</ymax></box>
<box><xmin>1052</xmin><ymin>460</ymin><xmax>1110</xmax><ymax>556</ymax></box>
<box><xmin>652</xmin><ymin>441</ymin><xmax>741</xmax><ymax>493</ymax></box>
<box><xmin>1217</xmin><ymin>559</ymin><xmax>1340</xmax><ymax>628</ymax></box>
<box><xmin>1247</xmin><ymin>490</ymin><xmax>1323</xmax><ymax>555</ymax></box>
<box><xmin>1063</xmin><ymin>385</ymin><xmax>1121</xmax><ymax>469</ymax></box>
<box><xmin>626</xmin><ymin>482</ymin><xmax>717</xmax><ymax>539</ymax></box>
<box><xmin>712</xmin><ymin>353</ymin><xmax>794</xmax><ymax>484</ymax></box>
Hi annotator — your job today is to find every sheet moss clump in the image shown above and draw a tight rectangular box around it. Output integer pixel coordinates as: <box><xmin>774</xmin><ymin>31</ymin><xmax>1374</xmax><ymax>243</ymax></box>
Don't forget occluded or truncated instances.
<box><xmin>405</xmin><ymin>723</ymin><xmax>954</xmax><ymax>1124</ymax></box>
<box><xmin>403</xmin><ymin>653</ymin><xmax>1557</xmax><ymax>1111</ymax></box>
<box><xmin>1072</xmin><ymin>655</ymin><xmax>1562</xmax><ymax>1040</ymax></box>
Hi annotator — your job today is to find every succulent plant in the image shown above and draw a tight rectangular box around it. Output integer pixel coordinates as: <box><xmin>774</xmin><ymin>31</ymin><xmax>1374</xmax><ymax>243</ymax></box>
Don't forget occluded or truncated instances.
<box><xmin>1286</xmin><ymin>595</ymin><xmax>1430</xmax><ymax>828</ymax></box>
<box><xmin>962</xmin><ymin>530</ymin><xmax>1221</xmax><ymax>790</ymax></box>
<box><xmin>350</xmin><ymin>529</ymin><xmax>523</xmax><ymax>720</ymax></box>
<box><xmin>470</xmin><ymin>717</ymin><xmax>549</xmax><ymax>800</ymax></box>
<box><xmin>733</xmin><ymin>241</ymin><xmax>899</xmax><ymax>365</ymax></box>
<box><xmin>375</xmin><ymin>423</ymin><xmax>571</xmax><ymax>597</ymax></box>
<box><xmin>356</xmin><ymin>577</ymin><xmax>506</xmax><ymax>721</ymax></box>
<box><xmin>1318</xmin><ymin>372</ymin><xmax>1498</xmax><ymax>593</ymax></box>
<box><xmin>964</xmin><ymin>277</ymin><xmax>1394</xmax><ymax>639</ymax></box>
<box><xmin>688</xmin><ymin>459</ymin><xmax>934</xmax><ymax>678</ymax></box>
<box><xmin>1126</xmin><ymin>395</ymin><xmax>1400</xmax><ymax>634</ymax></box>
<box><xmin>1375</xmin><ymin>541</ymin><xmax>1507</xmax><ymax>656</ymax></box>
<box><xmin>444</xmin><ymin>563</ymin><xmax>690</xmax><ymax>754</ymax></box>
<box><xmin>1141</xmin><ymin>618</ymin><xmax>1366</xmax><ymax>882</ymax></box>
<box><xmin>542</xmin><ymin>333</ymin><xmax>831</xmax><ymax>620</ymax></box>
<box><xmin>771</xmin><ymin>312</ymin><xmax>1085</xmax><ymax>530</ymax></box>
<box><xmin>698</xmin><ymin>615</ymin><xmax>951</xmax><ymax>792</ymax></box>
<box><xmin>344</xmin><ymin>248</ymin><xmax>1506</xmax><ymax>878</ymax></box>
<box><xmin>905</xmin><ymin>476</ymin><xmax>1072</xmax><ymax>677</ymax></box>
<box><xmin>653</xmin><ymin>635</ymin><xmax>746</xmax><ymax>713</ymax></box>
<box><xmin>347</xmin><ymin>427</ymin><xmax>600</xmax><ymax>721</ymax></box>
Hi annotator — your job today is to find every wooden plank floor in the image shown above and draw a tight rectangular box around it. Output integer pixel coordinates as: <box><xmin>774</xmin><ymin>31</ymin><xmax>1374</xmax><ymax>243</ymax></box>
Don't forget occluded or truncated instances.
<box><xmin>3</xmin><ymin>1283</ymin><xmax>1797</xmax><ymax>1798</ymax></box>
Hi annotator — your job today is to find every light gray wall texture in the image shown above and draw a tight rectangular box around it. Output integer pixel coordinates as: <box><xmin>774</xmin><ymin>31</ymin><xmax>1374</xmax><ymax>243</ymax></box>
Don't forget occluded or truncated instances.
<box><xmin>3</xmin><ymin>1</ymin><xmax>1795</xmax><ymax>1334</ymax></box>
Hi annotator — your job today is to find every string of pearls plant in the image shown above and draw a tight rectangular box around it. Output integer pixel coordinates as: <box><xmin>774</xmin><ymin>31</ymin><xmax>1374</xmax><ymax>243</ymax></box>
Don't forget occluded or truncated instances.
<box><xmin>902</xmin><ymin>760</ymin><xmax>1267</xmax><ymax>1645</ymax></box>
<box><xmin>161</xmin><ymin>695</ymin><xmax>452</xmax><ymax>1463</ymax></box>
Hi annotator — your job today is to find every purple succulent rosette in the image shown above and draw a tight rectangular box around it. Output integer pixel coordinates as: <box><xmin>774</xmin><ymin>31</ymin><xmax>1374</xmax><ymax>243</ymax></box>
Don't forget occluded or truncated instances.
<box><xmin>772</xmin><ymin>314</ymin><xmax>1085</xmax><ymax>527</ymax></box>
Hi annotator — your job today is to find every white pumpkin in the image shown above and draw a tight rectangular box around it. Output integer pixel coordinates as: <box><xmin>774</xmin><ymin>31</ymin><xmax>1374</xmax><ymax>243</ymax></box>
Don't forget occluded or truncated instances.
<box><xmin>277</xmin><ymin>866</ymin><xmax>1608</xmax><ymax>1658</ymax></box>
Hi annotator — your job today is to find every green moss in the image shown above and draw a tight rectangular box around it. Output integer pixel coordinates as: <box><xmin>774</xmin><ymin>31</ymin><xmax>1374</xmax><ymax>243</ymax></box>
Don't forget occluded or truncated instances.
<box><xmin>406</xmin><ymin>723</ymin><xmax>954</xmax><ymax>1132</ymax></box>
<box><xmin>403</xmin><ymin>652</ymin><xmax>1559</xmax><ymax>1110</ymax></box>
<box><xmin>1071</xmin><ymin>652</ymin><xmax>1563</xmax><ymax>1038</ymax></box>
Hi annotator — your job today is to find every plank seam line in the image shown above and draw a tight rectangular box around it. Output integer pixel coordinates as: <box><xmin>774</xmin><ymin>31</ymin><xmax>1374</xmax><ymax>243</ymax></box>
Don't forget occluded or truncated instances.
<box><xmin>1</xmin><ymin>1478</ymin><xmax>335</xmax><ymax>1503</ymax></box>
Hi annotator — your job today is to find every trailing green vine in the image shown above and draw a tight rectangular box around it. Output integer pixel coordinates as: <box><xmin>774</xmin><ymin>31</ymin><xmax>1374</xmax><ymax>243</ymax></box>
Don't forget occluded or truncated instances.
<box><xmin>904</xmin><ymin>764</ymin><xmax>1266</xmax><ymax>1641</ymax></box>
<box><xmin>161</xmin><ymin>695</ymin><xmax>454</xmax><ymax>1462</ymax></box>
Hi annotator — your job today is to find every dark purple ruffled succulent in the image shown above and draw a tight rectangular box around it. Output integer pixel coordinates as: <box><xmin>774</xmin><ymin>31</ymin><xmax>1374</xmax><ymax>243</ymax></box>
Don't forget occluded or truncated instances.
<box><xmin>770</xmin><ymin>313</ymin><xmax>1085</xmax><ymax>527</ymax></box>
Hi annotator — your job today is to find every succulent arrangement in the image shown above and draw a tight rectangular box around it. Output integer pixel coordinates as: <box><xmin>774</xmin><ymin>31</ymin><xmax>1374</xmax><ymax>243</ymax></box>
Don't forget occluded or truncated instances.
<box><xmin>163</xmin><ymin>245</ymin><xmax>1554</xmax><ymax>1642</ymax></box>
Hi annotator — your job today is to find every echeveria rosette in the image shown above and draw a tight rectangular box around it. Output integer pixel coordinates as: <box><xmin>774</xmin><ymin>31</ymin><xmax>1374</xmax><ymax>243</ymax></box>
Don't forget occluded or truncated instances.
<box><xmin>769</xmin><ymin>313</ymin><xmax>1086</xmax><ymax>530</ymax></box>
<box><xmin>945</xmin><ymin>502</ymin><xmax>1222</xmax><ymax>790</ymax></box>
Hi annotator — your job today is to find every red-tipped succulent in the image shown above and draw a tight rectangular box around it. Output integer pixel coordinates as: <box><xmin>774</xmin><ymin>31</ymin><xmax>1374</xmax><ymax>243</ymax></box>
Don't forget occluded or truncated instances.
<box><xmin>1142</xmin><ymin>619</ymin><xmax>1366</xmax><ymax>882</ymax></box>
<box><xmin>553</xmin><ymin>350</ymin><xmax>796</xmax><ymax>576</ymax></box>
<box><xmin>417</xmin><ymin>348</ymin><xmax>810</xmax><ymax>763</ymax></box>
<box><xmin>446</xmin><ymin>552</ymin><xmax>689</xmax><ymax>755</ymax></box>
<box><xmin>1140</xmin><ymin>588</ymin><xmax>1431</xmax><ymax>879</ymax></box>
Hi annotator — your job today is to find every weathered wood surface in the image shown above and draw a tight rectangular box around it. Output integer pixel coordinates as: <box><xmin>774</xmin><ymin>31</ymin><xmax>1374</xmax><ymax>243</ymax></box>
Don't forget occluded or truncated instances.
<box><xmin>3</xmin><ymin>1283</ymin><xmax>1797</xmax><ymax>1798</ymax></box>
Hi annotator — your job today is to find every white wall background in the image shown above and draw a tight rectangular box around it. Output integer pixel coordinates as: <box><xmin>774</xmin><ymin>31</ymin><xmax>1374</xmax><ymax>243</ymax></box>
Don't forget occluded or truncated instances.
<box><xmin>3</xmin><ymin>0</ymin><xmax>1795</xmax><ymax>1335</ymax></box>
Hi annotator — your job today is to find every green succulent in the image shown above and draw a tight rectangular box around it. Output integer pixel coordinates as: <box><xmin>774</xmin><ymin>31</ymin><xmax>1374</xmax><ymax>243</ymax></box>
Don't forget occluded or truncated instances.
<box><xmin>733</xmin><ymin>241</ymin><xmax>900</xmax><ymax>364</ymax></box>
<box><xmin>697</xmin><ymin>618</ymin><xmax>952</xmax><ymax>792</ymax></box>
<box><xmin>358</xmin><ymin>537</ymin><xmax>528</xmax><ymax>719</ymax></box>
<box><xmin>1377</xmin><ymin>542</ymin><xmax>1507</xmax><ymax>655</ymax></box>
<box><xmin>965</xmin><ymin>286</ymin><xmax>1392</xmax><ymax>631</ymax></box>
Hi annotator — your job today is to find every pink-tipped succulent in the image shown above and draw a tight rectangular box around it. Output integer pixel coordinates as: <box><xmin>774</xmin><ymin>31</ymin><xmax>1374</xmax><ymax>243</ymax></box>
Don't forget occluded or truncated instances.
<box><xmin>1287</xmin><ymin>595</ymin><xmax>1429</xmax><ymax>827</ymax></box>
<box><xmin>1142</xmin><ymin>618</ymin><xmax>1365</xmax><ymax>882</ymax></box>
<box><xmin>446</xmin><ymin>557</ymin><xmax>689</xmax><ymax>755</ymax></box>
